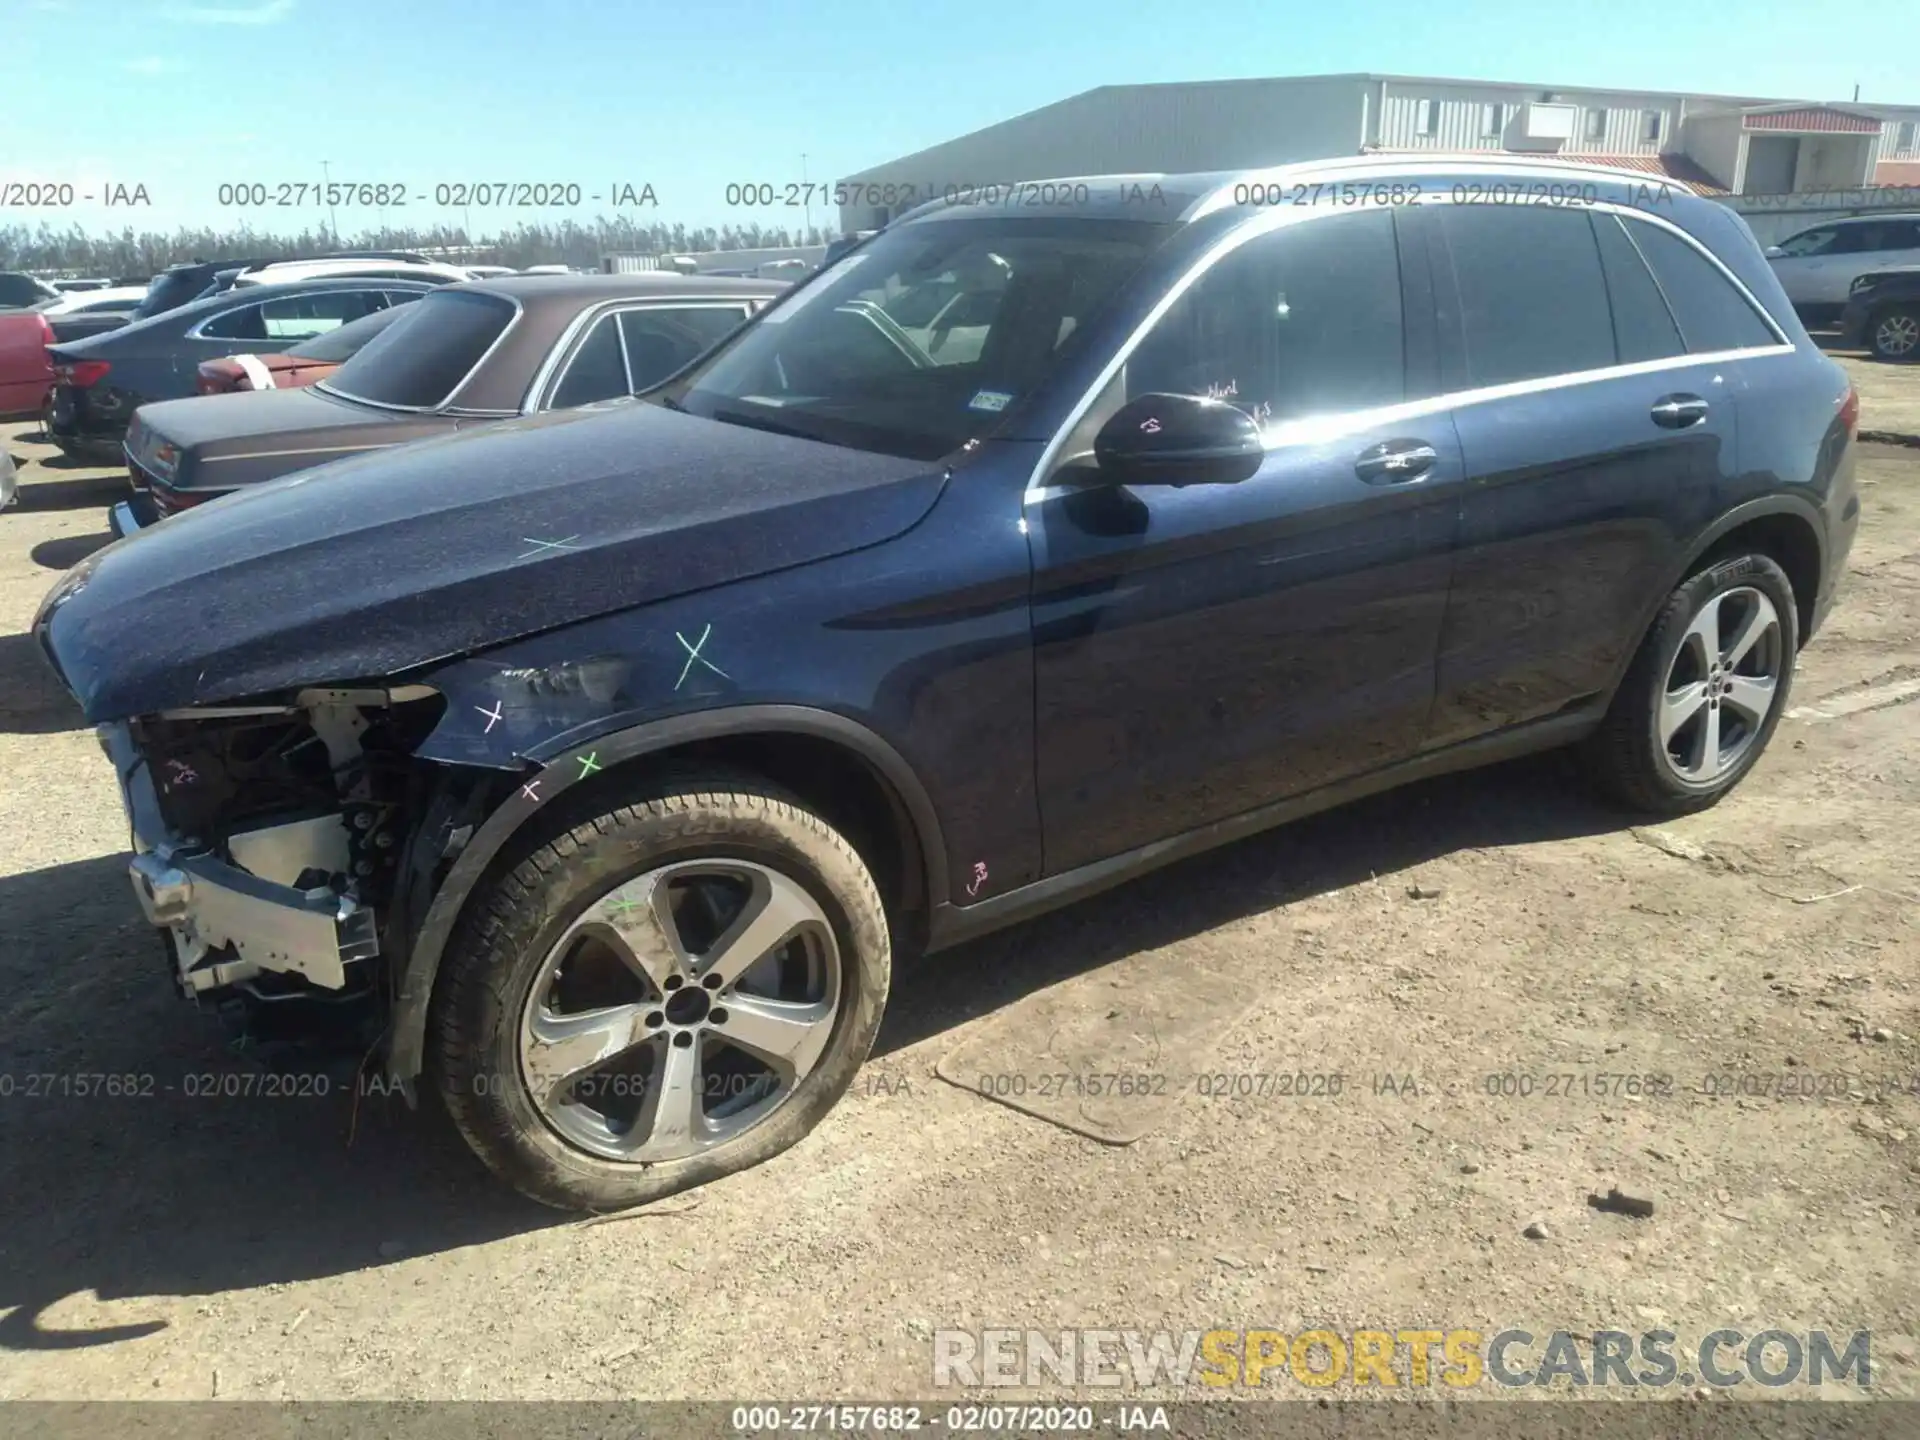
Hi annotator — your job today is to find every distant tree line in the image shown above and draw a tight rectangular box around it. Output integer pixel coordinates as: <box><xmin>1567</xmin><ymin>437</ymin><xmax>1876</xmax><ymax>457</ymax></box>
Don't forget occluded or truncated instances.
<box><xmin>0</xmin><ymin>217</ymin><xmax>839</xmax><ymax>277</ymax></box>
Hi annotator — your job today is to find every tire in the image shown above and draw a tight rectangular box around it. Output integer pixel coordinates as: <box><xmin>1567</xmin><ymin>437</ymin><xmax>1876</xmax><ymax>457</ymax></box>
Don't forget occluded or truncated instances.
<box><xmin>1585</xmin><ymin>551</ymin><xmax>1798</xmax><ymax>816</ymax></box>
<box><xmin>430</xmin><ymin>771</ymin><xmax>891</xmax><ymax>1212</ymax></box>
<box><xmin>1868</xmin><ymin>304</ymin><xmax>1920</xmax><ymax>363</ymax></box>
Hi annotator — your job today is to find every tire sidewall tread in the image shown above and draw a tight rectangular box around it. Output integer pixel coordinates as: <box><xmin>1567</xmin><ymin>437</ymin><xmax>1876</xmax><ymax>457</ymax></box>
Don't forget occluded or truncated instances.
<box><xmin>1586</xmin><ymin>551</ymin><xmax>1798</xmax><ymax>816</ymax></box>
<box><xmin>429</xmin><ymin>771</ymin><xmax>890</xmax><ymax>1212</ymax></box>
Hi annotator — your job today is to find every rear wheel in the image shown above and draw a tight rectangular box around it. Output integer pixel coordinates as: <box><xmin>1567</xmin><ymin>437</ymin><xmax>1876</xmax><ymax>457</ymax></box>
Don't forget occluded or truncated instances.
<box><xmin>1869</xmin><ymin>304</ymin><xmax>1920</xmax><ymax>363</ymax></box>
<box><xmin>1585</xmin><ymin>551</ymin><xmax>1797</xmax><ymax>815</ymax></box>
<box><xmin>430</xmin><ymin>773</ymin><xmax>890</xmax><ymax>1211</ymax></box>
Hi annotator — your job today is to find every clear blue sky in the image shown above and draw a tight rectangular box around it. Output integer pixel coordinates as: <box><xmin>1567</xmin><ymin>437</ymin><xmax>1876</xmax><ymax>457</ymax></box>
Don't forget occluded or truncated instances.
<box><xmin>3</xmin><ymin>0</ymin><xmax>1915</xmax><ymax>240</ymax></box>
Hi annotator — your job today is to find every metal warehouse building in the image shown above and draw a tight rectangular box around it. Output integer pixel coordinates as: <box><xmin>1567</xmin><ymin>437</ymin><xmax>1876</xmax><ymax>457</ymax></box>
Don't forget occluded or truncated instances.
<box><xmin>835</xmin><ymin>72</ymin><xmax>1920</xmax><ymax>235</ymax></box>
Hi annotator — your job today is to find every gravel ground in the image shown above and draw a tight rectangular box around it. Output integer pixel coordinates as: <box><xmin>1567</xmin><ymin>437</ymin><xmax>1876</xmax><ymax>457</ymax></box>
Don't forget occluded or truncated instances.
<box><xmin>0</xmin><ymin>391</ymin><xmax>1915</xmax><ymax>1407</ymax></box>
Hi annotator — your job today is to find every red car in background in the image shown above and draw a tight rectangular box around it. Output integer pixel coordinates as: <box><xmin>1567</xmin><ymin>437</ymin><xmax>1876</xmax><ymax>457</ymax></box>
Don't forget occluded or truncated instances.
<box><xmin>194</xmin><ymin>303</ymin><xmax>411</xmax><ymax>394</ymax></box>
<box><xmin>0</xmin><ymin>310</ymin><xmax>56</xmax><ymax>422</ymax></box>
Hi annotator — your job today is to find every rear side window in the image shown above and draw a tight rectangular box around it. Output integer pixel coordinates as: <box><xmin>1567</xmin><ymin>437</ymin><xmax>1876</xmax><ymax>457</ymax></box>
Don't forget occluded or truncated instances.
<box><xmin>200</xmin><ymin>288</ymin><xmax>388</xmax><ymax>342</ymax></box>
<box><xmin>1591</xmin><ymin>214</ymin><xmax>1684</xmax><ymax>364</ymax></box>
<box><xmin>1125</xmin><ymin>207</ymin><xmax>1408</xmax><ymax>423</ymax></box>
<box><xmin>323</xmin><ymin>289</ymin><xmax>516</xmax><ymax>409</ymax></box>
<box><xmin>550</xmin><ymin>314</ymin><xmax>629</xmax><ymax>408</ymax></box>
<box><xmin>1623</xmin><ymin>220</ymin><xmax>1780</xmax><ymax>353</ymax></box>
<box><xmin>1853</xmin><ymin>220</ymin><xmax>1920</xmax><ymax>252</ymax></box>
<box><xmin>1437</xmin><ymin>205</ymin><xmax>1615</xmax><ymax>387</ymax></box>
<box><xmin>619</xmin><ymin>305</ymin><xmax>750</xmax><ymax>390</ymax></box>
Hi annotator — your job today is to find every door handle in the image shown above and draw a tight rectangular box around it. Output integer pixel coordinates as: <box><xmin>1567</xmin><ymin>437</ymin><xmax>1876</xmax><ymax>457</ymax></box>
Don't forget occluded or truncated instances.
<box><xmin>1354</xmin><ymin>439</ymin><xmax>1438</xmax><ymax>484</ymax></box>
<box><xmin>1651</xmin><ymin>393</ymin><xmax>1709</xmax><ymax>429</ymax></box>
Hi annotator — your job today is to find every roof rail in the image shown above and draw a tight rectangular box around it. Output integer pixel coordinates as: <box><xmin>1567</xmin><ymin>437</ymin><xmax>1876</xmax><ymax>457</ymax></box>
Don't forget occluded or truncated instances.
<box><xmin>1185</xmin><ymin>152</ymin><xmax>1701</xmax><ymax>219</ymax></box>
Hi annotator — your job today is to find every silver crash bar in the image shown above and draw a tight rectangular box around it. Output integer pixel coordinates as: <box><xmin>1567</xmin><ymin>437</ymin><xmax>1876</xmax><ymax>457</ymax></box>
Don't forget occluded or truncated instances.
<box><xmin>101</xmin><ymin>721</ymin><xmax>378</xmax><ymax>996</ymax></box>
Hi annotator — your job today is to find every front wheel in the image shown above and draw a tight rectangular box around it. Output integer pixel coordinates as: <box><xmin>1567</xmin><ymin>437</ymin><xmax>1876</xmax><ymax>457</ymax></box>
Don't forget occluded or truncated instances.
<box><xmin>430</xmin><ymin>773</ymin><xmax>891</xmax><ymax>1211</ymax></box>
<box><xmin>1584</xmin><ymin>551</ymin><xmax>1798</xmax><ymax>815</ymax></box>
<box><xmin>1869</xmin><ymin>304</ymin><xmax>1920</xmax><ymax>363</ymax></box>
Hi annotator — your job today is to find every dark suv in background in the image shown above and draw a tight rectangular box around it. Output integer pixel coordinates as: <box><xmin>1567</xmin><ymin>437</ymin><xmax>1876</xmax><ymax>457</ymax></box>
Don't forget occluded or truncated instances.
<box><xmin>37</xmin><ymin>159</ymin><xmax>1858</xmax><ymax>1211</ymax></box>
<box><xmin>1839</xmin><ymin>267</ymin><xmax>1920</xmax><ymax>362</ymax></box>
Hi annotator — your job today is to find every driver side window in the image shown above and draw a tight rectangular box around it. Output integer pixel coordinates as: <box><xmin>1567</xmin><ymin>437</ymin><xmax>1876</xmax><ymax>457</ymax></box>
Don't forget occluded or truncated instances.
<box><xmin>1778</xmin><ymin>227</ymin><xmax>1840</xmax><ymax>258</ymax></box>
<box><xmin>1055</xmin><ymin>209</ymin><xmax>1408</xmax><ymax>469</ymax></box>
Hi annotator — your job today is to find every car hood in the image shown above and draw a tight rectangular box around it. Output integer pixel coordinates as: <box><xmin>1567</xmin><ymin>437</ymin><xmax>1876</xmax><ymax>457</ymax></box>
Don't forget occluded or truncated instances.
<box><xmin>38</xmin><ymin>400</ymin><xmax>947</xmax><ymax>721</ymax></box>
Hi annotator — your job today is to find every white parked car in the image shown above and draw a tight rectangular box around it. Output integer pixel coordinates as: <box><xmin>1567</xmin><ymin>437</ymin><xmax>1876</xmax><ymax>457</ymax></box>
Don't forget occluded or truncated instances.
<box><xmin>34</xmin><ymin>285</ymin><xmax>149</xmax><ymax>315</ymax></box>
<box><xmin>1766</xmin><ymin>214</ymin><xmax>1920</xmax><ymax>328</ymax></box>
<box><xmin>231</xmin><ymin>258</ymin><xmax>476</xmax><ymax>288</ymax></box>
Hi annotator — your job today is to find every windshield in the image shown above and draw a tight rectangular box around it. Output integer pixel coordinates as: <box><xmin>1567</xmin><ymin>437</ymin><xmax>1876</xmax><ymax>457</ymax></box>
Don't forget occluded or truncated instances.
<box><xmin>320</xmin><ymin>289</ymin><xmax>516</xmax><ymax>410</ymax></box>
<box><xmin>657</xmin><ymin>216</ymin><xmax>1175</xmax><ymax>460</ymax></box>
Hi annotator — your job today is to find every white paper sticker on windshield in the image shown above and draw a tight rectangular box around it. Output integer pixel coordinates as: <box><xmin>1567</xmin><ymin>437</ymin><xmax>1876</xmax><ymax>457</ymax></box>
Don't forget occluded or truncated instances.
<box><xmin>760</xmin><ymin>253</ymin><xmax>868</xmax><ymax>324</ymax></box>
<box><xmin>967</xmin><ymin>389</ymin><xmax>1014</xmax><ymax>413</ymax></box>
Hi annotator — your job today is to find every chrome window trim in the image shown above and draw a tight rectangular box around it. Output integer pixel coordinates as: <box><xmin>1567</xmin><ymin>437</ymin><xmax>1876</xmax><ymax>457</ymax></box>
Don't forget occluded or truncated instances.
<box><xmin>525</xmin><ymin>298</ymin><xmax>754</xmax><ymax>413</ymax></box>
<box><xmin>314</xmin><ymin>290</ymin><xmax>526</xmax><ymax>416</ymax></box>
<box><xmin>1023</xmin><ymin>193</ymin><xmax>1794</xmax><ymax>505</ymax></box>
<box><xmin>183</xmin><ymin>285</ymin><xmax>406</xmax><ymax>344</ymax></box>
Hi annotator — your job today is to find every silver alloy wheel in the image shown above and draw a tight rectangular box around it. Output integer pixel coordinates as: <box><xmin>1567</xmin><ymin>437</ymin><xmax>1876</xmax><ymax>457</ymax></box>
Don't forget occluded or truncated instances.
<box><xmin>1875</xmin><ymin>311</ymin><xmax>1920</xmax><ymax>358</ymax></box>
<box><xmin>1657</xmin><ymin>585</ymin><xmax>1783</xmax><ymax>786</ymax></box>
<box><xmin>518</xmin><ymin>859</ymin><xmax>842</xmax><ymax>1162</ymax></box>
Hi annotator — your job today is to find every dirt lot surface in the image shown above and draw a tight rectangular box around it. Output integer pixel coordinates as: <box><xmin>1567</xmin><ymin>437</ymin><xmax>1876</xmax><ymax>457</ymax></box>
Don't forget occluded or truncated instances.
<box><xmin>0</xmin><ymin>374</ymin><xmax>1916</xmax><ymax>1408</ymax></box>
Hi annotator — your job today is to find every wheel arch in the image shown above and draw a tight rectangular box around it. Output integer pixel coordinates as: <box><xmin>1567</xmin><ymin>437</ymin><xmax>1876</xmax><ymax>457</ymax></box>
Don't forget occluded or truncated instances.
<box><xmin>386</xmin><ymin>704</ymin><xmax>947</xmax><ymax>1081</ymax></box>
<box><xmin>1603</xmin><ymin>493</ymin><xmax>1827</xmax><ymax>705</ymax></box>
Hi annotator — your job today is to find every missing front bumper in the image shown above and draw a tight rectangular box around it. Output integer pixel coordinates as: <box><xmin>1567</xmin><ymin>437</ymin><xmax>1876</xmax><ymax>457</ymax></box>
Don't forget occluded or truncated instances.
<box><xmin>129</xmin><ymin>847</ymin><xmax>378</xmax><ymax>995</ymax></box>
<box><xmin>99</xmin><ymin>721</ymin><xmax>381</xmax><ymax>999</ymax></box>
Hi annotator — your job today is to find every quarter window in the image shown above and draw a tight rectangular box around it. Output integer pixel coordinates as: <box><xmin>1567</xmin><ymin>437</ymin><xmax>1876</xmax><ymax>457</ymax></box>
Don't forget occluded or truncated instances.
<box><xmin>549</xmin><ymin>314</ymin><xmax>629</xmax><ymax>409</ymax></box>
<box><xmin>1436</xmin><ymin>205</ymin><xmax>1616</xmax><ymax>386</ymax></box>
<box><xmin>1592</xmin><ymin>213</ymin><xmax>1684</xmax><ymax>363</ymax></box>
<box><xmin>1122</xmin><ymin>208</ymin><xmax>1408</xmax><ymax>425</ymax></box>
<box><xmin>1623</xmin><ymin>219</ymin><xmax>1780</xmax><ymax>353</ymax></box>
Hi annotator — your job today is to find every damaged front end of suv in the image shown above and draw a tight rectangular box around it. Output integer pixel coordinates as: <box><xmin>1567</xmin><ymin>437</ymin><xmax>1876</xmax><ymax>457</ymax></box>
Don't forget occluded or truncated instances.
<box><xmin>108</xmin><ymin>685</ymin><xmax>449</xmax><ymax>1010</ymax></box>
<box><xmin>31</xmin><ymin>391</ymin><xmax>949</xmax><ymax>1207</ymax></box>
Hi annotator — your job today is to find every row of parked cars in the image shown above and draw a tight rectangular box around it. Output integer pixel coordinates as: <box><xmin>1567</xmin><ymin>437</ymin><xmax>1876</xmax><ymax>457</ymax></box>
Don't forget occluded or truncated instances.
<box><xmin>1764</xmin><ymin>211</ymin><xmax>1920</xmax><ymax>361</ymax></box>
<box><xmin>0</xmin><ymin>252</ymin><xmax>790</xmax><ymax>518</ymax></box>
<box><xmin>20</xmin><ymin>158</ymin><xmax>1863</xmax><ymax>1214</ymax></box>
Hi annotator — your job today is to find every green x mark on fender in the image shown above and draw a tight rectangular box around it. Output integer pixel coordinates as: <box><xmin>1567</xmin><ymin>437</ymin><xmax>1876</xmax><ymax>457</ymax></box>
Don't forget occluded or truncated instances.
<box><xmin>576</xmin><ymin>752</ymin><xmax>602</xmax><ymax>779</ymax></box>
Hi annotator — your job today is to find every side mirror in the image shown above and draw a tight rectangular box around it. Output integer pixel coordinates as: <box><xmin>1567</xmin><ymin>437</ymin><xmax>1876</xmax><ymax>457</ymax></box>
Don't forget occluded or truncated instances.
<box><xmin>1763</xmin><ymin>245</ymin><xmax>1784</xmax><ymax>259</ymax></box>
<box><xmin>1092</xmin><ymin>393</ymin><xmax>1265</xmax><ymax>486</ymax></box>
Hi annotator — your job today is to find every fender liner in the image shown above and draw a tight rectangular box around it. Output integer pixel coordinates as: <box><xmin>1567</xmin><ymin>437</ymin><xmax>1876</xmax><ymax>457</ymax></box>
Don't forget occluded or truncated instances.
<box><xmin>385</xmin><ymin>703</ymin><xmax>948</xmax><ymax>1080</ymax></box>
<box><xmin>1599</xmin><ymin>492</ymin><xmax>1828</xmax><ymax>701</ymax></box>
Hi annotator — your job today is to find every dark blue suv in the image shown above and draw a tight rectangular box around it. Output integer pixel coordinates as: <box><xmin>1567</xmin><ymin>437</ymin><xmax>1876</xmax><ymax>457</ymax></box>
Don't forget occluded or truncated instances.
<box><xmin>36</xmin><ymin>159</ymin><xmax>1859</xmax><ymax>1209</ymax></box>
